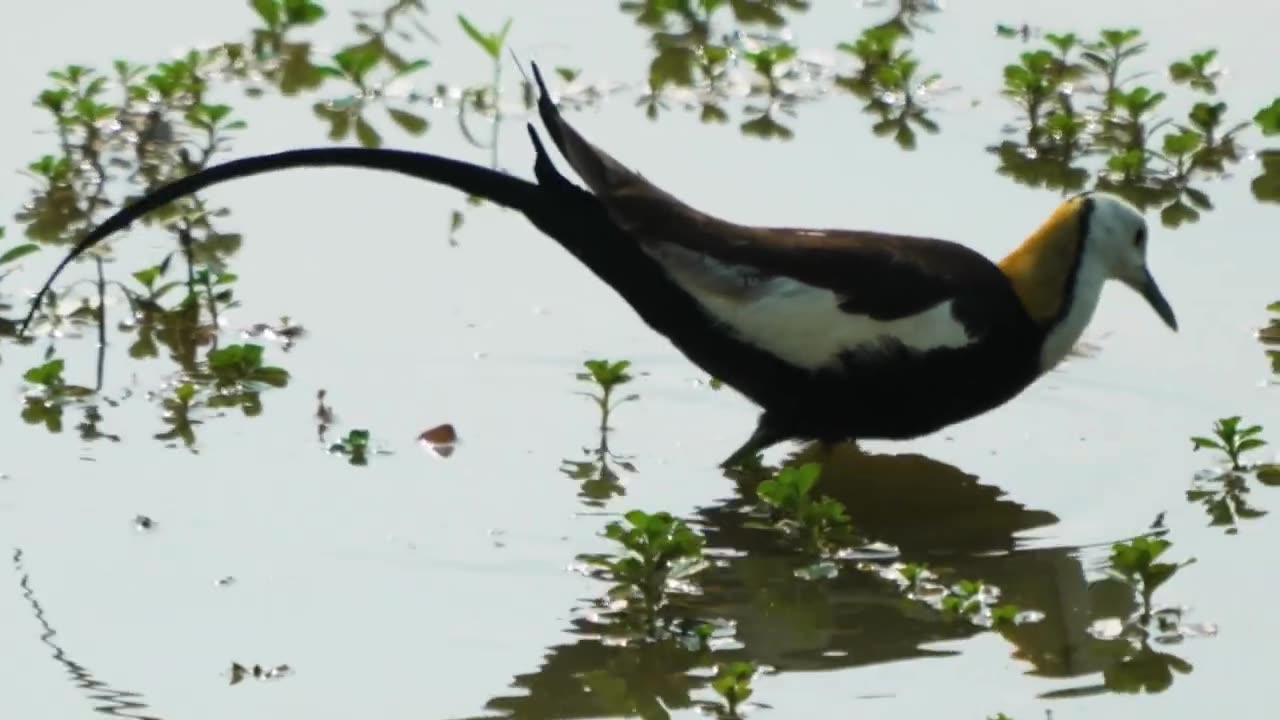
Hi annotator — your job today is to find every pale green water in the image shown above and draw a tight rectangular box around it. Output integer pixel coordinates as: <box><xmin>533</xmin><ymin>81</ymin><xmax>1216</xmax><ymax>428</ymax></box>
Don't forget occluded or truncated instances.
<box><xmin>0</xmin><ymin>1</ymin><xmax>1278</xmax><ymax>719</ymax></box>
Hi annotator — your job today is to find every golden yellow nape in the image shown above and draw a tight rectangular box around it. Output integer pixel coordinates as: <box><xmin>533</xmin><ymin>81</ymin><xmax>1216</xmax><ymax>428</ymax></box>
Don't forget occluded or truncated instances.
<box><xmin>997</xmin><ymin>196</ymin><xmax>1089</xmax><ymax>325</ymax></box>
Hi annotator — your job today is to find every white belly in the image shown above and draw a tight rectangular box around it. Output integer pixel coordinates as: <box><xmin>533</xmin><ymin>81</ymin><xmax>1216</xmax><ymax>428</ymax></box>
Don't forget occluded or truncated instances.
<box><xmin>692</xmin><ymin>277</ymin><xmax>977</xmax><ymax>371</ymax></box>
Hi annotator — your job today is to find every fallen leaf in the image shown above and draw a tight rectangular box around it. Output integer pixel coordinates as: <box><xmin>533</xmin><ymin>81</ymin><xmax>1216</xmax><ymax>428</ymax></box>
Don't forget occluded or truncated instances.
<box><xmin>418</xmin><ymin>423</ymin><xmax>459</xmax><ymax>458</ymax></box>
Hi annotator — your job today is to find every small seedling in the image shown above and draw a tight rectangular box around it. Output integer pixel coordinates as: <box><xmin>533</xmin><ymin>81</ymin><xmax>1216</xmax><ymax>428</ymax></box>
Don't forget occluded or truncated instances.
<box><xmin>457</xmin><ymin>13</ymin><xmax>514</xmax><ymax>169</ymax></box>
<box><xmin>710</xmin><ymin>661</ymin><xmax>758</xmax><ymax>719</ymax></box>
<box><xmin>1191</xmin><ymin>416</ymin><xmax>1267</xmax><ymax>470</ymax></box>
<box><xmin>940</xmin><ymin>579</ymin><xmax>988</xmax><ymax>618</ymax></box>
<box><xmin>879</xmin><ymin>562</ymin><xmax>1031</xmax><ymax>629</ymax></box>
<box><xmin>575</xmin><ymin>358</ymin><xmax>639</xmax><ymax>432</ymax></box>
<box><xmin>1107</xmin><ymin>535</ymin><xmax>1195</xmax><ymax>626</ymax></box>
<box><xmin>329</xmin><ymin>429</ymin><xmax>373</xmax><ymax>466</ymax></box>
<box><xmin>1168</xmin><ymin>49</ymin><xmax>1221</xmax><ymax>93</ymax></box>
<box><xmin>578</xmin><ymin>510</ymin><xmax>709</xmax><ymax>637</ymax></box>
<box><xmin>755</xmin><ymin>463</ymin><xmax>858</xmax><ymax>560</ymax></box>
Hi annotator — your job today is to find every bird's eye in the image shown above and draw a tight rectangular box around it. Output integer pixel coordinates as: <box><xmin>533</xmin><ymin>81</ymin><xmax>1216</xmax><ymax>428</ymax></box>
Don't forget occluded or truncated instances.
<box><xmin>1133</xmin><ymin>227</ymin><xmax>1146</xmax><ymax>248</ymax></box>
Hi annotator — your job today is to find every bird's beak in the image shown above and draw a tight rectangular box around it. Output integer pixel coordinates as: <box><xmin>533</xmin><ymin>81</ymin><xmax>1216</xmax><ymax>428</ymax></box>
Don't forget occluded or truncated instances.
<box><xmin>1136</xmin><ymin>268</ymin><xmax>1178</xmax><ymax>331</ymax></box>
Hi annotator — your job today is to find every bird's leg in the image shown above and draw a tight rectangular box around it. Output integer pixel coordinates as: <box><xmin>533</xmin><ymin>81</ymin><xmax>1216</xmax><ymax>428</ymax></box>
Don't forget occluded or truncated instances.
<box><xmin>719</xmin><ymin>413</ymin><xmax>788</xmax><ymax>469</ymax></box>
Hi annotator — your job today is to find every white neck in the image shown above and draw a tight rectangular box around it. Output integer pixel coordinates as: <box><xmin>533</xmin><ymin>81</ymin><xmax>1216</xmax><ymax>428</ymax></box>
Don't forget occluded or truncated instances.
<box><xmin>1039</xmin><ymin>247</ymin><xmax>1108</xmax><ymax>372</ymax></box>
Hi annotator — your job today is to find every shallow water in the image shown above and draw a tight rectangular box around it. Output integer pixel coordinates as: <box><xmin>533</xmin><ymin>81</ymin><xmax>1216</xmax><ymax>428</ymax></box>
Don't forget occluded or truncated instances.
<box><xmin>1</xmin><ymin>1</ymin><xmax>1278</xmax><ymax>719</ymax></box>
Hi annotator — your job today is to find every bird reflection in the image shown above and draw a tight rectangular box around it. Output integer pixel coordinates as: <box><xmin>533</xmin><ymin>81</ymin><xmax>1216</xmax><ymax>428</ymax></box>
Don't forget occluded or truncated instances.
<box><xmin>468</xmin><ymin>442</ymin><xmax>1189</xmax><ymax>719</ymax></box>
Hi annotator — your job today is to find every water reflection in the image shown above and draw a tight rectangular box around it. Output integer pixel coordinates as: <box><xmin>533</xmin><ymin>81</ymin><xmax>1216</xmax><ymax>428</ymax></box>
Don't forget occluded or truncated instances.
<box><xmin>468</xmin><ymin>444</ymin><xmax>1196</xmax><ymax>718</ymax></box>
<box><xmin>560</xmin><ymin>427</ymin><xmax>637</xmax><ymax>508</ymax></box>
<box><xmin>12</xmin><ymin>548</ymin><xmax>164</xmax><ymax>720</ymax></box>
<box><xmin>1261</xmin><ymin>301</ymin><xmax>1279</xmax><ymax>379</ymax></box>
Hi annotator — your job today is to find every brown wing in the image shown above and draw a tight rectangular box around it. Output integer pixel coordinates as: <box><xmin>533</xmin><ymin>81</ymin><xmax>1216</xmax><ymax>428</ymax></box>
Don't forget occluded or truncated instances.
<box><xmin>526</xmin><ymin>64</ymin><xmax>1014</xmax><ymax>327</ymax></box>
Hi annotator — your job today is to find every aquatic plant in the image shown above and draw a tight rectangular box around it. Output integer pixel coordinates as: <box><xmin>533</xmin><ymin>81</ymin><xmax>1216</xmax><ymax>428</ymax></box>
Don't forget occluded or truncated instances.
<box><xmin>709</xmin><ymin>660</ymin><xmax>757</xmax><ymax>719</ymax></box>
<box><xmin>562</xmin><ymin>358</ymin><xmax>641</xmax><ymax>505</ymax></box>
<box><xmin>577</xmin><ymin>510</ymin><xmax>710</xmax><ymax>637</ymax></box>
<box><xmin>1191</xmin><ymin>416</ymin><xmax>1267</xmax><ymax>471</ymax></box>
<box><xmin>882</xmin><ymin>561</ymin><xmax>1028</xmax><ymax>630</ymax></box>
<box><xmin>1188</xmin><ymin>415</ymin><xmax>1279</xmax><ymax>532</ymax></box>
<box><xmin>754</xmin><ymin>463</ymin><xmax>859</xmax><ymax>561</ymax></box>
<box><xmin>328</xmin><ymin>428</ymin><xmax>373</xmax><ymax>466</ymax></box>
<box><xmin>456</xmin><ymin>13</ymin><xmax>515</xmax><ymax>169</ymax></box>
<box><xmin>576</xmin><ymin>358</ymin><xmax>640</xmax><ymax>432</ymax></box>
<box><xmin>1106</xmin><ymin>535</ymin><xmax>1194</xmax><ymax>627</ymax></box>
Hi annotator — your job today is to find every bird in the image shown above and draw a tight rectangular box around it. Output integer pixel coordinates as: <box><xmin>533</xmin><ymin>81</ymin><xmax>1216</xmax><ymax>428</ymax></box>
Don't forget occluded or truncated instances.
<box><xmin>17</xmin><ymin>62</ymin><xmax>1178</xmax><ymax>468</ymax></box>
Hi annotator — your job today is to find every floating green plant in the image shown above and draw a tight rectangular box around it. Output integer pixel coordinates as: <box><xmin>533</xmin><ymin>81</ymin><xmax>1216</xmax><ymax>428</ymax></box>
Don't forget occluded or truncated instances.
<box><xmin>328</xmin><ymin>428</ymin><xmax>373</xmax><ymax>466</ymax></box>
<box><xmin>563</xmin><ymin>358</ymin><xmax>641</xmax><ymax>506</ymax></box>
<box><xmin>709</xmin><ymin>660</ymin><xmax>757</xmax><ymax>719</ymax></box>
<box><xmin>1106</xmin><ymin>535</ymin><xmax>1195</xmax><ymax>629</ymax></box>
<box><xmin>753</xmin><ymin>463</ymin><xmax>860</xmax><ymax>563</ymax></box>
<box><xmin>576</xmin><ymin>358</ymin><xmax>639</xmax><ymax>432</ymax></box>
<box><xmin>577</xmin><ymin>510</ymin><xmax>710</xmax><ymax>638</ymax></box>
<box><xmin>1086</xmin><ymin>535</ymin><xmax>1206</xmax><ymax>695</ymax></box>
<box><xmin>879</xmin><ymin>561</ymin><xmax>1030</xmax><ymax>630</ymax></box>
<box><xmin>1188</xmin><ymin>416</ymin><xmax>1279</xmax><ymax>532</ymax></box>
<box><xmin>1191</xmin><ymin>416</ymin><xmax>1267</xmax><ymax>471</ymax></box>
<box><xmin>456</xmin><ymin>13</ymin><xmax>514</xmax><ymax>169</ymax></box>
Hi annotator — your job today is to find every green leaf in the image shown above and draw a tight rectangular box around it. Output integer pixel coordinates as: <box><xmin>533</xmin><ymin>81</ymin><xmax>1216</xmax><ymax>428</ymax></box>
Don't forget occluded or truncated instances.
<box><xmin>1256</xmin><ymin>464</ymin><xmax>1280</xmax><ymax>486</ymax></box>
<box><xmin>1191</xmin><ymin>436</ymin><xmax>1224</xmax><ymax>451</ymax></box>
<box><xmin>24</xmin><ymin>359</ymin><xmax>65</xmax><ymax>386</ymax></box>
<box><xmin>1256</xmin><ymin>98</ymin><xmax>1280</xmax><ymax>136</ymax></box>
<box><xmin>282</xmin><ymin>0</ymin><xmax>325</xmax><ymax>25</ymax></box>
<box><xmin>387</xmin><ymin>108</ymin><xmax>429</xmax><ymax>136</ymax></box>
<box><xmin>1143</xmin><ymin>562</ymin><xmax>1180</xmax><ymax>593</ymax></box>
<box><xmin>1162</xmin><ymin>129</ymin><xmax>1202</xmax><ymax>156</ymax></box>
<box><xmin>354</xmin><ymin>115</ymin><xmax>382</xmax><ymax>148</ymax></box>
<box><xmin>457</xmin><ymin>15</ymin><xmax>511</xmax><ymax>60</ymax></box>
<box><xmin>1236</xmin><ymin>438</ymin><xmax>1267</xmax><ymax>453</ymax></box>
<box><xmin>254</xmin><ymin>367</ymin><xmax>291</xmax><ymax>388</ymax></box>
<box><xmin>0</xmin><ymin>243</ymin><xmax>39</xmax><ymax>265</ymax></box>
<box><xmin>252</xmin><ymin>0</ymin><xmax>281</xmax><ymax>29</ymax></box>
<box><xmin>132</xmin><ymin>266</ymin><xmax>162</xmax><ymax>290</ymax></box>
<box><xmin>333</xmin><ymin>43</ymin><xmax>381</xmax><ymax>82</ymax></box>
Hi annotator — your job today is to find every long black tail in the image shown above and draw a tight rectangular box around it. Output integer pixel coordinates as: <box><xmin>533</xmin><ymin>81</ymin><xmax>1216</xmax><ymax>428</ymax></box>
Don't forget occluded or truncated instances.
<box><xmin>13</xmin><ymin>63</ymin><xmax>801</xmax><ymax>420</ymax></box>
<box><xmin>17</xmin><ymin>146</ymin><xmax>541</xmax><ymax>336</ymax></box>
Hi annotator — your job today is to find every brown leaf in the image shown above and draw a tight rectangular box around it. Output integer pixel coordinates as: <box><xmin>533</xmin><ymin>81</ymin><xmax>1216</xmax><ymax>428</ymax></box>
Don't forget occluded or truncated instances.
<box><xmin>418</xmin><ymin>423</ymin><xmax>458</xmax><ymax>458</ymax></box>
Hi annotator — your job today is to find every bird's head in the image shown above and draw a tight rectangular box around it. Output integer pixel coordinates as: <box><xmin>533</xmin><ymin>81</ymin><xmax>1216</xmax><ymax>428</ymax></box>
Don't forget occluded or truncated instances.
<box><xmin>1083</xmin><ymin>193</ymin><xmax>1178</xmax><ymax>331</ymax></box>
<box><xmin>999</xmin><ymin>193</ymin><xmax>1178</xmax><ymax>336</ymax></box>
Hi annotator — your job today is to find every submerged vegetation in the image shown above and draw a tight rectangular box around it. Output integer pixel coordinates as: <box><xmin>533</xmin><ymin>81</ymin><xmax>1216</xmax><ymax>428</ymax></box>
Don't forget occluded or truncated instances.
<box><xmin>1</xmin><ymin>2</ymin><xmax>1276</xmax><ymax>719</ymax></box>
